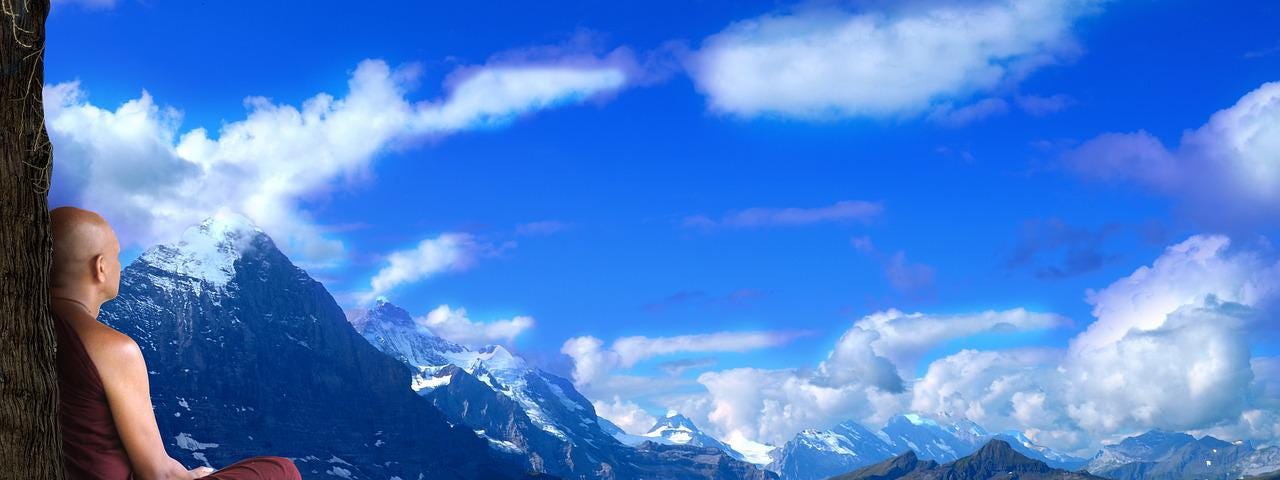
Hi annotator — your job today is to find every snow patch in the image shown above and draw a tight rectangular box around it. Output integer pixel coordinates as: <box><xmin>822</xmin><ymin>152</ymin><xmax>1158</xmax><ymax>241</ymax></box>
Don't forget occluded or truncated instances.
<box><xmin>175</xmin><ymin>432</ymin><xmax>219</xmax><ymax>451</ymax></box>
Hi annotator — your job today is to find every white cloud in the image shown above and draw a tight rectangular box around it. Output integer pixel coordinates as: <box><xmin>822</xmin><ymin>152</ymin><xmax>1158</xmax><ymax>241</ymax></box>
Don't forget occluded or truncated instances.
<box><xmin>690</xmin><ymin>0</ymin><xmax>1098</xmax><ymax>119</ymax></box>
<box><xmin>561</xmin><ymin>330</ymin><xmax>803</xmax><ymax>387</ymax></box>
<box><xmin>46</xmin><ymin>56</ymin><xmax>628</xmax><ymax>268</ymax></box>
<box><xmin>683</xmin><ymin>200</ymin><xmax>882</xmax><ymax>229</ymax></box>
<box><xmin>1065</xmin><ymin>81</ymin><xmax>1280</xmax><ymax>227</ymax></box>
<box><xmin>696</xmin><ymin>367</ymin><xmax>904</xmax><ymax>445</ymax></box>
<box><xmin>1070</xmin><ymin>235</ymin><xmax>1277</xmax><ymax>353</ymax></box>
<box><xmin>593</xmin><ymin>396</ymin><xmax>658</xmax><ymax>435</ymax></box>
<box><xmin>909</xmin><ymin>348</ymin><xmax>1084</xmax><ymax>449</ymax></box>
<box><xmin>418</xmin><ymin>304</ymin><xmax>534</xmax><ymax>347</ymax></box>
<box><xmin>1063</xmin><ymin>300</ymin><xmax>1256</xmax><ymax>434</ymax></box>
<box><xmin>846</xmin><ymin>308</ymin><xmax>1067</xmax><ymax>375</ymax></box>
<box><xmin>359</xmin><ymin>233</ymin><xmax>487</xmax><ymax>304</ymax></box>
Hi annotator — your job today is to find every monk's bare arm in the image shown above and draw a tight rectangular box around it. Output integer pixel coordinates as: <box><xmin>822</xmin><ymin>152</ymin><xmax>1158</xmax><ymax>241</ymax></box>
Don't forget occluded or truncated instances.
<box><xmin>93</xmin><ymin>332</ymin><xmax>194</xmax><ymax>480</ymax></box>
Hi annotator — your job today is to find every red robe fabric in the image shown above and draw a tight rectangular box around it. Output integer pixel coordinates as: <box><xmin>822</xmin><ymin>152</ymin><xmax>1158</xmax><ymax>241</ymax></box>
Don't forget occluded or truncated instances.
<box><xmin>53</xmin><ymin>298</ymin><xmax>301</xmax><ymax>480</ymax></box>
<box><xmin>53</xmin><ymin>298</ymin><xmax>134</xmax><ymax>480</ymax></box>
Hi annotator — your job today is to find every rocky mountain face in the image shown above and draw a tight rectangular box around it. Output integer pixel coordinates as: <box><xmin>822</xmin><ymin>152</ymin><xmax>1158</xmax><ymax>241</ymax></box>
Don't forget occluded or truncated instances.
<box><xmin>768</xmin><ymin>414</ymin><xmax>1085</xmax><ymax>480</ymax></box>
<box><xmin>351</xmin><ymin>300</ymin><xmax>777</xmax><ymax>480</ymax></box>
<box><xmin>769</xmin><ymin>420</ymin><xmax>898</xmax><ymax>480</ymax></box>
<box><xmin>640</xmin><ymin>411</ymin><xmax>746</xmax><ymax>461</ymax></box>
<box><xmin>1087</xmin><ymin>430</ymin><xmax>1279</xmax><ymax>480</ymax></box>
<box><xmin>829</xmin><ymin>440</ymin><xmax>1106</xmax><ymax>480</ymax></box>
<box><xmin>99</xmin><ymin>214</ymin><xmax>528</xmax><ymax>479</ymax></box>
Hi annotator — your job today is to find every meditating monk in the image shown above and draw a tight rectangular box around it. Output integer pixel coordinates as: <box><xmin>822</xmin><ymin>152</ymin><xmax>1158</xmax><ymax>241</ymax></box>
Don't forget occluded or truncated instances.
<box><xmin>49</xmin><ymin>206</ymin><xmax>302</xmax><ymax>480</ymax></box>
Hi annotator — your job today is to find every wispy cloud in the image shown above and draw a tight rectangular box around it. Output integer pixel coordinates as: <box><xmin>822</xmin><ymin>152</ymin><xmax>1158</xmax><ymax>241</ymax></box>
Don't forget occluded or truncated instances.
<box><xmin>684</xmin><ymin>200</ymin><xmax>882</xmax><ymax>230</ymax></box>
<box><xmin>850</xmin><ymin>236</ymin><xmax>935</xmax><ymax>293</ymax></box>
<box><xmin>1005</xmin><ymin>219</ymin><xmax>1122</xmax><ymax>279</ymax></box>
<box><xmin>355</xmin><ymin>233</ymin><xmax>505</xmax><ymax>304</ymax></box>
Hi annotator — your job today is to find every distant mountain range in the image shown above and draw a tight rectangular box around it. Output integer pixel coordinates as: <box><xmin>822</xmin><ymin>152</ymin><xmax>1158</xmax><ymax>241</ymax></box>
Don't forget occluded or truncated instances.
<box><xmin>1085</xmin><ymin>430</ymin><xmax>1280</xmax><ymax>480</ymax></box>
<box><xmin>828</xmin><ymin>439</ymin><xmax>1104</xmax><ymax>480</ymax></box>
<box><xmin>768</xmin><ymin>413</ymin><xmax>1088</xmax><ymax>480</ymax></box>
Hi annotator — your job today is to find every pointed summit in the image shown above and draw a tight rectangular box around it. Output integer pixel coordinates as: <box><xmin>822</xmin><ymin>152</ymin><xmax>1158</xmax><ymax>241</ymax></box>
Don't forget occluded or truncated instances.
<box><xmin>646</xmin><ymin>411</ymin><xmax>699</xmax><ymax>437</ymax></box>
<box><xmin>138</xmin><ymin>211</ymin><xmax>270</xmax><ymax>286</ymax></box>
<box><xmin>350</xmin><ymin>298</ymin><xmax>419</xmax><ymax>333</ymax></box>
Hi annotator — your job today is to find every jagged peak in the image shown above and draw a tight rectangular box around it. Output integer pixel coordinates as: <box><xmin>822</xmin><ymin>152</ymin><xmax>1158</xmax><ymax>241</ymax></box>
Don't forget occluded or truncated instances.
<box><xmin>138</xmin><ymin>211</ymin><xmax>270</xmax><ymax>286</ymax></box>
<box><xmin>647</xmin><ymin>411</ymin><xmax>700</xmax><ymax>436</ymax></box>
<box><xmin>472</xmin><ymin>344</ymin><xmax>525</xmax><ymax>371</ymax></box>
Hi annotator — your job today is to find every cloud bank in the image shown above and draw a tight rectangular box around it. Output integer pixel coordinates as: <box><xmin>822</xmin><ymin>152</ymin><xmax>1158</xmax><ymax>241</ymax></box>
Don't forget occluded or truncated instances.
<box><xmin>569</xmin><ymin>235</ymin><xmax>1280</xmax><ymax>454</ymax></box>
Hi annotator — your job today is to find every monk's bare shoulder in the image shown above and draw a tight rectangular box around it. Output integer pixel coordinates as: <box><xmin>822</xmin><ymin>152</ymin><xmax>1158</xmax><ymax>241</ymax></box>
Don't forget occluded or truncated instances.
<box><xmin>74</xmin><ymin>320</ymin><xmax>147</xmax><ymax>380</ymax></box>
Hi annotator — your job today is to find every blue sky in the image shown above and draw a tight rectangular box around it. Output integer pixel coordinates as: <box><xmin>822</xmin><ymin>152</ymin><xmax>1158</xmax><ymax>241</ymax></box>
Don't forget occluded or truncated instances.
<box><xmin>44</xmin><ymin>0</ymin><xmax>1280</xmax><ymax>453</ymax></box>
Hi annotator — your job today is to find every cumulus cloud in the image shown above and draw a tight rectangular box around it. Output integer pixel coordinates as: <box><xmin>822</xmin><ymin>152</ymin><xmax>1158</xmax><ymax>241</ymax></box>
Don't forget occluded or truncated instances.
<box><xmin>46</xmin><ymin>55</ymin><xmax>629</xmax><ymax>268</ymax></box>
<box><xmin>418</xmin><ymin>304</ymin><xmax>534</xmax><ymax>346</ymax></box>
<box><xmin>906</xmin><ymin>235</ymin><xmax>1280</xmax><ymax>454</ymax></box>
<box><xmin>683</xmin><ymin>200</ymin><xmax>882</xmax><ymax>229</ymax></box>
<box><xmin>358</xmin><ymin>233</ymin><xmax>505</xmax><ymax>304</ymax></box>
<box><xmin>1065</xmin><ymin>81</ymin><xmax>1280</xmax><ymax>228</ymax></box>
<box><xmin>689</xmin><ymin>0</ymin><xmax>1098</xmax><ymax>119</ymax></box>
<box><xmin>593</xmin><ymin>396</ymin><xmax>658</xmax><ymax>435</ymax></box>
<box><xmin>1070</xmin><ymin>235</ymin><xmax>1278</xmax><ymax>353</ymax></box>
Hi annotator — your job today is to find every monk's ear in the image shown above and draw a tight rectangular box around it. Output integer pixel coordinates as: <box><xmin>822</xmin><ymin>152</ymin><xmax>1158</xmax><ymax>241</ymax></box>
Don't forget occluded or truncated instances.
<box><xmin>93</xmin><ymin>253</ymin><xmax>107</xmax><ymax>283</ymax></box>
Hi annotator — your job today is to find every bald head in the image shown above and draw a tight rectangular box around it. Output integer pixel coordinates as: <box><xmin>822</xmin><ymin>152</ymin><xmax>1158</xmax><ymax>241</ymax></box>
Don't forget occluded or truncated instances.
<box><xmin>50</xmin><ymin>206</ymin><xmax>122</xmax><ymax>300</ymax></box>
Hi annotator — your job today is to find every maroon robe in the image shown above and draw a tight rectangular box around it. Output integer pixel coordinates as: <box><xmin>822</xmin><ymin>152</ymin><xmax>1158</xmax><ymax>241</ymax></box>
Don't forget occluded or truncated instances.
<box><xmin>53</xmin><ymin>298</ymin><xmax>301</xmax><ymax>480</ymax></box>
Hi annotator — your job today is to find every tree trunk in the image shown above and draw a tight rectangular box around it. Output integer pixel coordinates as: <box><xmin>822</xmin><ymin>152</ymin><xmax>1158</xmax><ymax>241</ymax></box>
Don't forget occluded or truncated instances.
<box><xmin>0</xmin><ymin>0</ymin><xmax>63</xmax><ymax>477</ymax></box>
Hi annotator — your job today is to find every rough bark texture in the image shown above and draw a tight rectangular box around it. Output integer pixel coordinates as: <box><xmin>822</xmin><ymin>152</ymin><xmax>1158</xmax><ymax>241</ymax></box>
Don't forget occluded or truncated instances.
<box><xmin>0</xmin><ymin>0</ymin><xmax>62</xmax><ymax>477</ymax></box>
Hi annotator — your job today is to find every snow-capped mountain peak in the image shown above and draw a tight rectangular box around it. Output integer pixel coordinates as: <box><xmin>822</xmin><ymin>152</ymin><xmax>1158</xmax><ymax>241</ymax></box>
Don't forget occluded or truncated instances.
<box><xmin>646</xmin><ymin>412</ymin><xmax>700</xmax><ymax>440</ymax></box>
<box><xmin>471</xmin><ymin>344</ymin><xmax>526</xmax><ymax>373</ymax></box>
<box><xmin>639</xmin><ymin>411</ymin><xmax>748</xmax><ymax>461</ymax></box>
<box><xmin>139</xmin><ymin>211</ymin><xmax>265</xmax><ymax>287</ymax></box>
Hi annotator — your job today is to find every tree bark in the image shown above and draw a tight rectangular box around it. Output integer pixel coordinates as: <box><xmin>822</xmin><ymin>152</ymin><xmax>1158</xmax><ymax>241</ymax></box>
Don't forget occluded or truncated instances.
<box><xmin>0</xmin><ymin>0</ymin><xmax>63</xmax><ymax>477</ymax></box>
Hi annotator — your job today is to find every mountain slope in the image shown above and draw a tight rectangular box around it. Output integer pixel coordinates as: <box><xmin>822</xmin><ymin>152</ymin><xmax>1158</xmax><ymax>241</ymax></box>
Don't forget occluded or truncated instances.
<box><xmin>352</xmin><ymin>300</ymin><xmax>776</xmax><ymax>480</ymax></box>
<box><xmin>830</xmin><ymin>440</ymin><xmax>1105</xmax><ymax>480</ymax></box>
<box><xmin>1087</xmin><ymin>430</ymin><xmax>1269</xmax><ymax>480</ymax></box>
<box><xmin>644</xmin><ymin>411</ymin><xmax>746</xmax><ymax>461</ymax></box>
<box><xmin>769</xmin><ymin>420</ymin><xmax>899</xmax><ymax>480</ymax></box>
<box><xmin>100</xmin><ymin>214</ymin><xmax>526</xmax><ymax>479</ymax></box>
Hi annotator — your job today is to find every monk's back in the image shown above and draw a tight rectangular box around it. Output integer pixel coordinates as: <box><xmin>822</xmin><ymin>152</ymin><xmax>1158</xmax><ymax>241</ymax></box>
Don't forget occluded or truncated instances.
<box><xmin>52</xmin><ymin>297</ymin><xmax>134</xmax><ymax>480</ymax></box>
